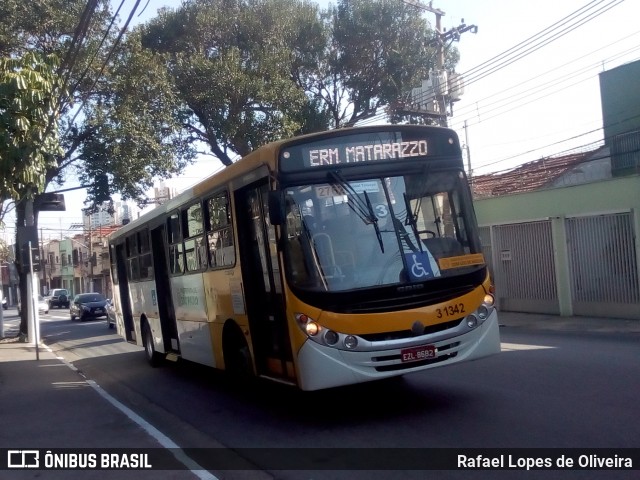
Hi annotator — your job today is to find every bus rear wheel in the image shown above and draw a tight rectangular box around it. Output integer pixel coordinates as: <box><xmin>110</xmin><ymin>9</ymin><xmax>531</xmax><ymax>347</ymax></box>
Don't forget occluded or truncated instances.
<box><xmin>142</xmin><ymin>320</ymin><xmax>162</xmax><ymax>367</ymax></box>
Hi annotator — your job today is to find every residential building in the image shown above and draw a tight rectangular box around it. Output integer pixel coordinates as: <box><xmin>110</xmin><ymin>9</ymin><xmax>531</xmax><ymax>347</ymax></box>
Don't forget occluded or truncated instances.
<box><xmin>471</xmin><ymin>59</ymin><xmax>640</xmax><ymax>320</ymax></box>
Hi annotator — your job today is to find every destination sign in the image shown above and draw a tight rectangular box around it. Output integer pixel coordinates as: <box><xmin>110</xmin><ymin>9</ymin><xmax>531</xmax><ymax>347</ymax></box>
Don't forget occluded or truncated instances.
<box><xmin>306</xmin><ymin>140</ymin><xmax>428</xmax><ymax>167</ymax></box>
<box><xmin>279</xmin><ymin>127</ymin><xmax>460</xmax><ymax>172</ymax></box>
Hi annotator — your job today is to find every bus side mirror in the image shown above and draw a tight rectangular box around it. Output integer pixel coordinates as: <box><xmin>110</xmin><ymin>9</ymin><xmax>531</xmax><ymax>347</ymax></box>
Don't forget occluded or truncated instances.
<box><xmin>267</xmin><ymin>191</ymin><xmax>285</xmax><ymax>225</ymax></box>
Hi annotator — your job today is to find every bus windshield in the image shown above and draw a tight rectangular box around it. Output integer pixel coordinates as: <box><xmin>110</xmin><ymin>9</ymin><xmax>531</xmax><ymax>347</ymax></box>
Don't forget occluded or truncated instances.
<box><xmin>283</xmin><ymin>169</ymin><xmax>482</xmax><ymax>292</ymax></box>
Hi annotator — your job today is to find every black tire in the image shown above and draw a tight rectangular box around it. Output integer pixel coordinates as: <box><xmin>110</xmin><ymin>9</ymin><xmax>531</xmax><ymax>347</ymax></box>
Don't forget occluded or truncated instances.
<box><xmin>142</xmin><ymin>321</ymin><xmax>162</xmax><ymax>367</ymax></box>
<box><xmin>70</xmin><ymin>314</ymin><xmax>75</xmax><ymax>321</ymax></box>
<box><xmin>223</xmin><ymin>326</ymin><xmax>253</xmax><ymax>382</ymax></box>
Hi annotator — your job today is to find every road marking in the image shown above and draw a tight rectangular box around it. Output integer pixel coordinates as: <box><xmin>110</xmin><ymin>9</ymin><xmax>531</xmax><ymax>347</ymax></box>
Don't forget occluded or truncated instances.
<box><xmin>42</xmin><ymin>344</ymin><xmax>218</xmax><ymax>480</ymax></box>
<box><xmin>501</xmin><ymin>342</ymin><xmax>556</xmax><ymax>351</ymax></box>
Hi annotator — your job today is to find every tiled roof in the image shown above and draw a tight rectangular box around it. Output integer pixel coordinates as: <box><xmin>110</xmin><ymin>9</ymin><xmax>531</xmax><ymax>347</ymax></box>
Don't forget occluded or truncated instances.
<box><xmin>471</xmin><ymin>149</ymin><xmax>599</xmax><ymax>198</ymax></box>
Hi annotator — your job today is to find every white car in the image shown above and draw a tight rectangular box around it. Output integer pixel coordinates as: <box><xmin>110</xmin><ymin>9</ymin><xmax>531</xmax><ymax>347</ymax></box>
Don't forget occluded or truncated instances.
<box><xmin>17</xmin><ymin>296</ymin><xmax>50</xmax><ymax>315</ymax></box>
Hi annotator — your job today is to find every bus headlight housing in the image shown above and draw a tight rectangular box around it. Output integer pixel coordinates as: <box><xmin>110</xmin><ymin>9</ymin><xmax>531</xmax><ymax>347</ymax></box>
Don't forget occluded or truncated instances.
<box><xmin>324</xmin><ymin>330</ymin><xmax>339</xmax><ymax>345</ymax></box>
<box><xmin>343</xmin><ymin>335</ymin><xmax>358</xmax><ymax>349</ymax></box>
<box><xmin>464</xmin><ymin>295</ymin><xmax>495</xmax><ymax>329</ymax></box>
<box><xmin>295</xmin><ymin>313</ymin><xmax>320</xmax><ymax>336</ymax></box>
<box><xmin>295</xmin><ymin>312</ymin><xmax>361</xmax><ymax>350</ymax></box>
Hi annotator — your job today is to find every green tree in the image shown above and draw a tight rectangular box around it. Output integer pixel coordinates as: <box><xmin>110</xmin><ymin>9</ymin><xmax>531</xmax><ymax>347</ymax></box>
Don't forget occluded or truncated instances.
<box><xmin>310</xmin><ymin>0</ymin><xmax>446</xmax><ymax>127</ymax></box>
<box><xmin>141</xmin><ymin>0</ymin><xmax>328</xmax><ymax>166</ymax></box>
<box><xmin>0</xmin><ymin>0</ymin><xmax>196</xmax><ymax>335</ymax></box>
<box><xmin>0</xmin><ymin>52</ymin><xmax>63</xmax><ymax>210</ymax></box>
<box><xmin>78</xmin><ymin>32</ymin><xmax>195</xmax><ymax>206</ymax></box>
<box><xmin>139</xmin><ymin>0</ymin><xmax>456</xmax><ymax>164</ymax></box>
<box><xmin>0</xmin><ymin>0</ymin><xmax>196</xmax><ymax>212</ymax></box>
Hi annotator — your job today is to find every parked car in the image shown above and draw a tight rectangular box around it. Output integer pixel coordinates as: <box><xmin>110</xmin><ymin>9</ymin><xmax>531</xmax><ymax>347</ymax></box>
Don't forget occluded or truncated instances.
<box><xmin>106</xmin><ymin>299</ymin><xmax>116</xmax><ymax>329</ymax></box>
<box><xmin>17</xmin><ymin>296</ymin><xmax>50</xmax><ymax>315</ymax></box>
<box><xmin>48</xmin><ymin>288</ymin><xmax>70</xmax><ymax>309</ymax></box>
<box><xmin>38</xmin><ymin>296</ymin><xmax>49</xmax><ymax>314</ymax></box>
<box><xmin>70</xmin><ymin>293</ymin><xmax>109</xmax><ymax>321</ymax></box>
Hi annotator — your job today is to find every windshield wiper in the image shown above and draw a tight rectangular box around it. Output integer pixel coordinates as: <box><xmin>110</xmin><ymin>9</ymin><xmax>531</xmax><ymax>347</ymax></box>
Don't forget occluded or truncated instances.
<box><xmin>403</xmin><ymin>193</ymin><xmax>423</xmax><ymax>253</ymax></box>
<box><xmin>328</xmin><ymin>170</ymin><xmax>384</xmax><ymax>253</ymax></box>
<box><xmin>364</xmin><ymin>190</ymin><xmax>384</xmax><ymax>253</ymax></box>
<box><xmin>327</xmin><ymin>171</ymin><xmax>377</xmax><ymax>223</ymax></box>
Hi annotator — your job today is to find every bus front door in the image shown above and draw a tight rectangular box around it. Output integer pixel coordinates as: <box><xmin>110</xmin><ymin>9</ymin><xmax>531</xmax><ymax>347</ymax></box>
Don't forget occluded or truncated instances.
<box><xmin>236</xmin><ymin>181</ymin><xmax>293</xmax><ymax>381</ymax></box>
<box><xmin>151</xmin><ymin>225</ymin><xmax>180</xmax><ymax>354</ymax></box>
<box><xmin>115</xmin><ymin>244</ymin><xmax>135</xmax><ymax>342</ymax></box>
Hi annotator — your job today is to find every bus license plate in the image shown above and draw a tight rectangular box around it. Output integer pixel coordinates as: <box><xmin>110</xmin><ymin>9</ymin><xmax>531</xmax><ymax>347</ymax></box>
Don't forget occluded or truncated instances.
<box><xmin>401</xmin><ymin>345</ymin><xmax>436</xmax><ymax>363</ymax></box>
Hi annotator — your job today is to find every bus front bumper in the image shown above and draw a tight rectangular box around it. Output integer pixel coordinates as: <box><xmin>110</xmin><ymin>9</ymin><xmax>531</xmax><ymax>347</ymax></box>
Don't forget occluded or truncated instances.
<box><xmin>296</xmin><ymin>310</ymin><xmax>501</xmax><ymax>391</ymax></box>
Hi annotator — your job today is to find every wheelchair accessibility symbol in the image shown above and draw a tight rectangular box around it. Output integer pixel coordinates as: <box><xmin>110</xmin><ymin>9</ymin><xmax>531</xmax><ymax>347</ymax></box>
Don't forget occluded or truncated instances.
<box><xmin>405</xmin><ymin>252</ymin><xmax>436</xmax><ymax>281</ymax></box>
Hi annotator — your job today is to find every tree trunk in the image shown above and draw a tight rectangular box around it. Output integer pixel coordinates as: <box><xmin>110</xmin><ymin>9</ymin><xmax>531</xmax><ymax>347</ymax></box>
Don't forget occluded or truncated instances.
<box><xmin>15</xmin><ymin>198</ymin><xmax>39</xmax><ymax>337</ymax></box>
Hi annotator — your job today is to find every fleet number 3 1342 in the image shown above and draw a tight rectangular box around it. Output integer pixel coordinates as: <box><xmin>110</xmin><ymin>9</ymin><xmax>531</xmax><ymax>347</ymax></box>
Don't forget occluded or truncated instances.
<box><xmin>436</xmin><ymin>303</ymin><xmax>465</xmax><ymax>318</ymax></box>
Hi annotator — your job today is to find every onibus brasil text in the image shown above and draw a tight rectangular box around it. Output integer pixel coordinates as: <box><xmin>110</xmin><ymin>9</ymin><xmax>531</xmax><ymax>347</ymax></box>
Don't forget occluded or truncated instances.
<box><xmin>41</xmin><ymin>451</ymin><xmax>151</xmax><ymax>469</ymax></box>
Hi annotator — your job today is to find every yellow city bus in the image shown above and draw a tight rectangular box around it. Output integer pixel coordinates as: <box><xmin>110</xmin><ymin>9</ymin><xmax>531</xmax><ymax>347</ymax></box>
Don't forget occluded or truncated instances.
<box><xmin>108</xmin><ymin>125</ymin><xmax>500</xmax><ymax>391</ymax></box>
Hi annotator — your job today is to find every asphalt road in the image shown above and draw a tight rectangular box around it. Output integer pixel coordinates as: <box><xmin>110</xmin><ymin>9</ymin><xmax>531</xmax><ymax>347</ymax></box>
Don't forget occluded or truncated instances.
<box><xmin>3</xmin><ymin>308</ymin><xmax>638</xmax><ymax>479</ymax></box>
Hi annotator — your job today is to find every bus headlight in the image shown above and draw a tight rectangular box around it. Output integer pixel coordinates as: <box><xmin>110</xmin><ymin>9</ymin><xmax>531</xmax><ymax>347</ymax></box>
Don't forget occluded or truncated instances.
<box><xmin>295</xmin><ymin>313</ymin><xmax>320</xmax><ymax>336</ymax></box>
<box><xmin>305</xmin><ymin>322</ymin><xmax>320</xmax><ymax>336</ymax></box>
<box><xmin>324</xmin><ymin>330</ymin><xmax>339</xmax><ymax>345</ymax></box>
<box><xmin>343</xmin><ymin>335</ymin><xmax>358</xmax><ymax>349</ymax></box>
<box><xmin>466</xmin><ymin>315</ymin><xmax>478</xmax><ymax>328</ymax></box>
<box><xmin>477</xmin><ymin>305</ymin><xmax>489</xmax><ymax>320</ymax></box>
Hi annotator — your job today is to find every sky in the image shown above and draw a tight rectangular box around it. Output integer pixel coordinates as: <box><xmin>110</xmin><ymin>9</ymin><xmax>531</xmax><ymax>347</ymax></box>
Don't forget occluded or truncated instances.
<box><xmin>2</xmin><ymin>0</ymin><xmax>638</xmax><ymax>243</ymax></box>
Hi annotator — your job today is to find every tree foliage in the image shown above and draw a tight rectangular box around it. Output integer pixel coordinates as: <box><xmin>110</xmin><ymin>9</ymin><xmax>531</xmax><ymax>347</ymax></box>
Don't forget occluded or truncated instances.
<box><xmin>139</xmin><ymin>0</ymin><xmax>454</xmax><ymax>165</ymax></box>
<box><xmin>141</xmin><ymin>0</ymin><xmax>327</xmax><ymax>166</ymax></box>
<box><xmin>317</xmin><ymin>0</ymin><xmax>439</xmax><ymax>127</ymax></box>
<box><xmin>0</xmin><ymin>52</ymin><xmax>63</xmax><ymax>206</ymax></box>
<box><xmin>0</xmin><ymin>0</ymin><xmax>197</xmax><ymax>214</ymax></box>
<box><xmin>1</xmin><ymin>0</ymin><xmax>196</xmax><ymax>334</ymax></box>
<box><xmin>79</xmin><ymin>32</ymin><xmax>196</xmax><ymax>207</ymax></box>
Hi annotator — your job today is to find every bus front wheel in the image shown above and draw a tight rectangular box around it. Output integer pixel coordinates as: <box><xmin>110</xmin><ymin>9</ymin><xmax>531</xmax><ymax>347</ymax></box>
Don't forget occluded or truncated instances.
<box><xmin>142</xmin><ymin>320</ymin><xmax>162</xmax><ymax>367</ymax></box>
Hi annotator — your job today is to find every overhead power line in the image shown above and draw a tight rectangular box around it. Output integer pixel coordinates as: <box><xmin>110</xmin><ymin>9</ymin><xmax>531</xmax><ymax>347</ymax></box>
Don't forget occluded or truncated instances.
<box><xmin>64</xmin><ymin>0</ymin><xmax>144</xmax><ymax>135</ymax></box>
<box><xmin>384</xmin><ymin>0</ymin><xmax>625</xmax><ymax>125</ymax></box>
<box><xmin>448</xmin><ymin>30</ymin><xmax>640</xmax><ymax>124</ymax></box>
<box><xmin>459</xmin><ymin>0</ymin><xmax>625</xmax><ymax>89</ymax></box>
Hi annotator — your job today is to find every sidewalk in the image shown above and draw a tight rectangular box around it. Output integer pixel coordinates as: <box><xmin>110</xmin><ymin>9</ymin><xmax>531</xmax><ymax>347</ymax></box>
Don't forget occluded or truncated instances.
<box><xmin>497</xmin><ymin>310</ymin><xmax>640</xmax><ymax>334</ymax></box>
<box><xmin>0</xmin><ymin>335</ymin><xmax>199</xmax><ymax>479</ymax></box>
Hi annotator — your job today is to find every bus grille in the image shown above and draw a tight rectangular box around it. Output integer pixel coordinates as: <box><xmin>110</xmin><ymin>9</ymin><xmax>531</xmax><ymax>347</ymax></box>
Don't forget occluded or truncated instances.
<box><xmin>359</xmin><ymin>319</ymin><xmax>462</xmax><ymax>342</ymax></box>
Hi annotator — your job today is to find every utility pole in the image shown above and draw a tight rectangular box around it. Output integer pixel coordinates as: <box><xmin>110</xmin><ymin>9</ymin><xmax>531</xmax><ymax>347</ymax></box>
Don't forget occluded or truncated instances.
<box><xmin>464</xmin><ymin>119</ymin><xmax>473</xmax><ymax>185</ymax></box>
<box><xmin>398</xmin><ymin>0</ymin><xmax>477</xmax><ymax>126</ymax></box>
<box><xmin>89</xmin><ymin>219</ymin><xmax>93</xmax><ymax>293</ymax></box>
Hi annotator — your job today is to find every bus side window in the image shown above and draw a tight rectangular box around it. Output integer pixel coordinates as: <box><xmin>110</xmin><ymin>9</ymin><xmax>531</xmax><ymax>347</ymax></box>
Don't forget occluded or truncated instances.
<box><xmin>138</xmin><ymin>229</ymin><xmax>153</xmax><ymax>279</ymax></box>
<box><xmin>205</xmin><ymin>192</ymin><xmax>235</xmax><ymax>269</ymax></box>
<box><xmin>168</xmin><ymin>212</ymin><xmax>184</xmax><ymax>274</ymax></box>
<box><xmin>183</xmin><ymin>202</ymin><xmax>207</xmax><ymax>272</ymax></box>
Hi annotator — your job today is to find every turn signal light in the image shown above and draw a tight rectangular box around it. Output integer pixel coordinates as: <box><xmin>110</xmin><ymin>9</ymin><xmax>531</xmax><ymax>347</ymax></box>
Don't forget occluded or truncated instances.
<box><xmin>483</xmin><ymin>294</ymin><xmax>495</xmax><ymax>307</ymax></box>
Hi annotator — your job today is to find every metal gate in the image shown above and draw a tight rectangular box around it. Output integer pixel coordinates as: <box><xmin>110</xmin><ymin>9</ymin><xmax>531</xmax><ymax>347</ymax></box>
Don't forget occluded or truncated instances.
<box><xmin>566</xmin><ymin>213</ymin><xmax>640</xmax><ymax>319</ymax></box>
<box><xmin>492</xmin><ymin>221</ymin><xmax>559</xmax><ymax>314</ymax></box>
